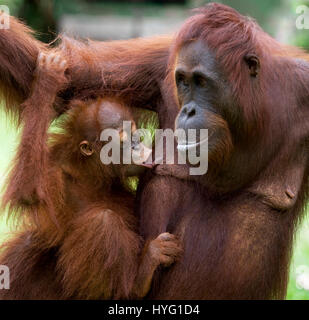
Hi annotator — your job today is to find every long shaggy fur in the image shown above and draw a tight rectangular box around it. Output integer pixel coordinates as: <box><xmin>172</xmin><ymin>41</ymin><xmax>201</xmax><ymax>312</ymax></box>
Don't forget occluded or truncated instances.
<box><xmin>2</xmin><ymin>3</ymin><xmax>309</xmax><ymax>300</ymax></box>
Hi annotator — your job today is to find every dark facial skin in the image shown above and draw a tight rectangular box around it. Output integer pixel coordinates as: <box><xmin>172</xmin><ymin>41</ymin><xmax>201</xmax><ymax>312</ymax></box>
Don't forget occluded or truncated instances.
<box><xmin>175</xmin><ymin>40</ymin><xmax>233</xmax><ymax>153</ymax></box>
<box><xmin>171</xmin><ymin>39</ymin><xmax>263</xmax><ymax>190</ymax></box>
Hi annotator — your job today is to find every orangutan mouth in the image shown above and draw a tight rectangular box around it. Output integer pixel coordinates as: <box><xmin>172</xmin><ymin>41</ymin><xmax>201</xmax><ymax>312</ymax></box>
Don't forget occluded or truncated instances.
<box><xmin>177</xmin><ymin>137</ymin><xmax>208</xmax><ymax>152</ymax></box>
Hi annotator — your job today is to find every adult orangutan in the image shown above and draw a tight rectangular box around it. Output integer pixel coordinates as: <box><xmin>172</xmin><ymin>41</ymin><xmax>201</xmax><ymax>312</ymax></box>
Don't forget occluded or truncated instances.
<box><xmin>137</xmin><ymin>5</ymin><xmax>309</xmax><ymax>299</ymax></box>
<box><xmin>1</xmin><ymin>3</ymin><xmax>309</xmax><ymax>299</ymax></box>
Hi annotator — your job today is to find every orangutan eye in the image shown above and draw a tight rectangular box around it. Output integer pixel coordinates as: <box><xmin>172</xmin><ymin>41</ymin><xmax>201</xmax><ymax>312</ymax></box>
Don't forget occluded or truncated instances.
<box><xmin>193</xmin><ymin>74</ymin><xmax>207</xmax><ymax>87</ymax></box>
<box><xmin>175</xmin><ymin>72</ymin><xmax>189</xmax><ymax>88</ymax></box>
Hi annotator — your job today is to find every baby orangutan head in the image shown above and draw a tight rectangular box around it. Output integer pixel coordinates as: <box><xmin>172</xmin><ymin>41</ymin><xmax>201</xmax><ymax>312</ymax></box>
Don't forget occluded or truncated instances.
<box><xmin>50</xmin><ymin>98</ymin><xmax>153</xmax><ymax>186</ymax></box>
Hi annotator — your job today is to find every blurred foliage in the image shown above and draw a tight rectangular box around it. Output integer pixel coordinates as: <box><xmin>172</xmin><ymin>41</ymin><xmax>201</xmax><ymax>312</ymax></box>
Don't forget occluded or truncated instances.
<box><xmin>2</xmin><ymin>0</ymin><xmax>291</xmax><ymax>42</ymax></box>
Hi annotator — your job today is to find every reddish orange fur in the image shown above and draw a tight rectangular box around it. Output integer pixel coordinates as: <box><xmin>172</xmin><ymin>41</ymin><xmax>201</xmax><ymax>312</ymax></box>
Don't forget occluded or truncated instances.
<box><xmin>0</xmin><ymin>95</ymin><xmax>181</xmax><ymax>299</ymax></box>
<box><xmin>0</xmin><ymin>16</ymin><xmax>174</xmax><ymax>213</ymax></box>
<box><xmin>2</xmin><ymin>3</ymin><xmax>309</xmax><ymax>300</ymax></box>
<box><xmin>0</xmin><ymin>54</ymin><xmax>182</xmax><ymax>299</ymax></box>
<box><xmin>138</xmin><ymin>4</ymin><xmax>309</xmax><ymax>299</ymax></box>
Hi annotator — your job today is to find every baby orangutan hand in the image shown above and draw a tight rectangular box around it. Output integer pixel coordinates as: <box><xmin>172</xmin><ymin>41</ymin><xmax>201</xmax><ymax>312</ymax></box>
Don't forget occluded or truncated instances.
<box><xmin>148</xmin><ymin>232</ymin><xmax>183</xmax><ymax>267</ymax></box>
<box><xmin>36</xmin><ymin>51</ymin><xmax>68</xmax><ymax>90</ymax></box>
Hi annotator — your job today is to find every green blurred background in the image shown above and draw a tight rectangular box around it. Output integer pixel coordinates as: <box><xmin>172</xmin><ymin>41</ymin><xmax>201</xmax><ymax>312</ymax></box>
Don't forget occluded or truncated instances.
<box><xmin>1</xmin><ymin>0</ymin><xmax>309</xmax><ymax>299</ymax></box>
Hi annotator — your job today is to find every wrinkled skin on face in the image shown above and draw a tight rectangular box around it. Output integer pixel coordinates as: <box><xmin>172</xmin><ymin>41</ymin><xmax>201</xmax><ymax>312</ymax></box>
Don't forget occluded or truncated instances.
<box><xmin>174</xmin><ymin>40</ymin><xmax>234</xmax><ymax>177</ymax></box>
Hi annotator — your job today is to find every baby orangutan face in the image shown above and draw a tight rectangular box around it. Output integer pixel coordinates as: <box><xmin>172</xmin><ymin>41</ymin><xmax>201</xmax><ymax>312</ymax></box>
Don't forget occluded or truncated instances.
<box><xmin>77</xmin><ymin>98</ymin><xmax>153</xmax><ymax>178</ymax></box>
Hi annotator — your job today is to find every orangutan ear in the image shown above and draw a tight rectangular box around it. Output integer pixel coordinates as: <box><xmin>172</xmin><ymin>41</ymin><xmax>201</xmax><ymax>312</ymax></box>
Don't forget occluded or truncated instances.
<box><xmin>79</xmin><ymin>140</ymin><xmax>94</xmax><ymax>156</ymax></box>
<box><xmin>244</xmin><ymin>54</ymin><xmax>260</xmax><ymax>77</ymax></box>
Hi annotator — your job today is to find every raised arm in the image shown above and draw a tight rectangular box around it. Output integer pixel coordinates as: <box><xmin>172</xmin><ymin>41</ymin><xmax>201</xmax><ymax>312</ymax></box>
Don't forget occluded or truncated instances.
<box><xmin>0</xmin><ymin>14</ymin><xmax>172</xmax><ymax>216</ymax></box>
<box><xmin>0</xmin><ymin>13</ymin><xmax>172</xmax><ymax>120</ymax></box>
<box><xmin>59</xmin><ymin>35</ymin><xmax>171</xmax><ymax>110</ymax></box>
<box><xmin>0</xmin><ymin>13</ymin><xmax>45</xmax><ymax>122</ymax></box>
<box><xmin>2</xmin><ymin>51</ymin><xmax>68</xmax><ymax>216</ymax></box>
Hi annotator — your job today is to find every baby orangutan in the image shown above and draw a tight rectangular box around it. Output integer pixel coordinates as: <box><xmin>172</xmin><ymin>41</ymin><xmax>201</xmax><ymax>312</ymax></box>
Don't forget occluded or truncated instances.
<box><xmin>0</xmin><ymin>53</ymin><xmax>182</xmax><ymax>299</ymax></box>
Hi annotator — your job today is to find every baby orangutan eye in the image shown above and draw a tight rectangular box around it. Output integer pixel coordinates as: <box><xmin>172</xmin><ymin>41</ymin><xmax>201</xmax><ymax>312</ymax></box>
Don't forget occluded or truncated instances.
<box><xmin>80</xmin><ymin>140</ymin><xmax>94</xmax><ymax>156</ymax></box>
